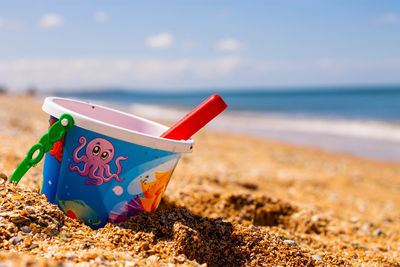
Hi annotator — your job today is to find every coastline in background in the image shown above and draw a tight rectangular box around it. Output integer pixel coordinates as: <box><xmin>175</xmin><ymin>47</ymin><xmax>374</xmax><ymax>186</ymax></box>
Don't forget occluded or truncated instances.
<box><xmin>54</xmin><ymin>85</ymin><xmax>400</xmax><ymax>162</ymax></box>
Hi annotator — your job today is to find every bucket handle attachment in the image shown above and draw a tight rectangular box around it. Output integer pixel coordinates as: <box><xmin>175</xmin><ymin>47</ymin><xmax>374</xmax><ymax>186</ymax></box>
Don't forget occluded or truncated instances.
<box><xmin>9</xmin><ymin>113</ymin><xmax>74</xmax><ymax>184</ymax></box>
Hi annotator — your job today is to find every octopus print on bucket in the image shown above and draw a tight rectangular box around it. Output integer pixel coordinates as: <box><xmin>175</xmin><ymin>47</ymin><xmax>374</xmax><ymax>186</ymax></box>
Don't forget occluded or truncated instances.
<box><xmin>69</xmin><ymin>137</ymin><xmax>128</xmax><ymax>186</ymax></box>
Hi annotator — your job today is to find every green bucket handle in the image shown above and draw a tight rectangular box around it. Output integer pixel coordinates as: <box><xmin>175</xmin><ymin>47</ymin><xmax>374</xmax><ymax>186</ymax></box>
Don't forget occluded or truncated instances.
<box><xmin>9</xmin><ymin>114</ymin><xmax>74</xmax><ymax>184</ymax></box>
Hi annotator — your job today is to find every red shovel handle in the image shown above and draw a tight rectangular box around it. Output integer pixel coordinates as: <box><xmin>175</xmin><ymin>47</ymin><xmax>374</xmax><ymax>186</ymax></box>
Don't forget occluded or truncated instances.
<box><xmin>160</xmin><ymin>94</ymin><xmax>227</xmax><ymax>140</ymax></box>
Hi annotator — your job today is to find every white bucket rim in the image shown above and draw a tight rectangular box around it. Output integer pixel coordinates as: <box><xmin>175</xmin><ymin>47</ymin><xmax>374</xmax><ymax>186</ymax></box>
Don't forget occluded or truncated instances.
<box><xmin>42</xmin><ymin>97</ymin><xmax>194</xmax><ymax>153</ymax></box>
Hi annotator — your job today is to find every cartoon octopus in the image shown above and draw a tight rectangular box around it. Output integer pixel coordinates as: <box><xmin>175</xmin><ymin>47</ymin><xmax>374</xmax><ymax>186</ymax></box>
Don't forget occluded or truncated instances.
<box><xmin>69</xmin><ymin>137</ymin><xmax>128</xmax><ymax>186</ymax></box>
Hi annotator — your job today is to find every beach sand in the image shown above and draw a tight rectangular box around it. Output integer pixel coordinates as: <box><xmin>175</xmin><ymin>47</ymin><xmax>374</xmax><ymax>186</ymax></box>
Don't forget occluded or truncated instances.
<box><xmin>0</xmin><ymin>94</ymin><xmax>399</xmax><ymax>266</ymax></box>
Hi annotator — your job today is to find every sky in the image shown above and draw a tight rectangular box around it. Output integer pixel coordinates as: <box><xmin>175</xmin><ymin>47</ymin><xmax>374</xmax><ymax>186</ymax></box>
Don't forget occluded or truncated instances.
<box><xmin>0</xmin><ymin>0</ymin><xmax>400</xmax><ymax>91</ymax></box>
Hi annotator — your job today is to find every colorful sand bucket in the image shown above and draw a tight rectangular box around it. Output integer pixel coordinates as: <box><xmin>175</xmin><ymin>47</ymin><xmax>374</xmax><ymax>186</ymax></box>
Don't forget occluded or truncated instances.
<box><xmin>40</xmin><ymin>97</ymin><xmax>193</xmax><ymax>229</ymax></box>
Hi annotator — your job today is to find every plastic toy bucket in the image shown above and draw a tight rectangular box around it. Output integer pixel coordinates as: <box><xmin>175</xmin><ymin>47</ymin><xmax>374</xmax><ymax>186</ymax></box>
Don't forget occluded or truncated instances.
<box><xmin>40</xmin><ymin>97</ymin><xmax>193</xmax><ymax>229</ymax></box>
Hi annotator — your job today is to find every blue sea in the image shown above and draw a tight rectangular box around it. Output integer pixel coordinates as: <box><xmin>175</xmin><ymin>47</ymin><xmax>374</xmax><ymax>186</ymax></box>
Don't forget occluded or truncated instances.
<box><xmin>54</xmin><ymin>85</ymin><xmax>400</xmax><ymax>162</ymax></box>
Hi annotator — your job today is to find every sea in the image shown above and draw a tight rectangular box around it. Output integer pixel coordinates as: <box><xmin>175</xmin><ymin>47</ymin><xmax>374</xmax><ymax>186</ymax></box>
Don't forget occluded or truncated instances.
<box><xmin>54</xmin><ymin>85</ymin><xmax>400</xmax><ymax>162</ymax></box>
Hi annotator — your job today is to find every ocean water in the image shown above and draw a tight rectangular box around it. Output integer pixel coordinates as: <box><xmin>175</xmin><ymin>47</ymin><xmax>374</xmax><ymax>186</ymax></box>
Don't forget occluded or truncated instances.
<box><xmin>57</xmin><ymin>86</ymin><xmax>400</xmax><ymax>121</ymax></box>
<box><xmin>55</xmin><ymin>86</ymin><xmax>400</xmax><ymax>162</ymax></box>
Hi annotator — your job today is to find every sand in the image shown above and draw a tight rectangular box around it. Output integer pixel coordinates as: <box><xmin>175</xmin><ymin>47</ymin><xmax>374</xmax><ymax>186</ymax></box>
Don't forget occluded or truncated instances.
<box><xmin>0</xmin><ymin>94</ymin><xmax>399</xmax><ymax>266</ymax></box>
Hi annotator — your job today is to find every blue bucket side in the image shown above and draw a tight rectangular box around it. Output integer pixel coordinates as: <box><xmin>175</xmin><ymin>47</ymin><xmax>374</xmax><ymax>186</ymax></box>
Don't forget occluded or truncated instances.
<box><xmin>54</xmin><ymin>125</ymin><xmax>181</xmax><ymax>229</ymax></box>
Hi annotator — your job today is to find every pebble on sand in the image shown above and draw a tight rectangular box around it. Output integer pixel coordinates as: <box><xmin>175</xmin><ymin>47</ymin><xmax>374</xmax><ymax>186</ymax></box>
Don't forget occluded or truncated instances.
<box><xmin>9</xmin><ymin>236</ymin><xmax>23</xmax><ymax>245</ymax></box>
<box><xmin>20</xmin><ymin>226</ymin><xmax>31</xmax><ymax>234</ymax></box>
<box><xmin>283</xmin><ymin>239</ymin><xmax>298</xmax><ymax>246</ymax></box>
<box><xmin>312</xmin><ymin>254</ymin><xmax>323</xmax><ymax>262</ymax></box>
<box><xmin>373</xmin><ymin>229</ymin><xmax>383</xmax><ymax>236</ymax></box>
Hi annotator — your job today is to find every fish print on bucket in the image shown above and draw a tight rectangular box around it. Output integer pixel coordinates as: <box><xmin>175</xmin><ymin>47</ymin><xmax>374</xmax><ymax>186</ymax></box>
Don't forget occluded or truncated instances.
<box><xmin>57</xmin><ymin>198</ymin><xmax>101</xmax><ymax>227</ymax></box>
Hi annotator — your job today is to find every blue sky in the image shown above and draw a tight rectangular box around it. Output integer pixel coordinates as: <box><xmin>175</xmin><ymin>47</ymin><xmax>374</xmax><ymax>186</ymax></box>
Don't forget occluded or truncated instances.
<box><xmin>0</xmin><ymin>0</ymin><xmax>399</xmax><ymax>91</ymax></box>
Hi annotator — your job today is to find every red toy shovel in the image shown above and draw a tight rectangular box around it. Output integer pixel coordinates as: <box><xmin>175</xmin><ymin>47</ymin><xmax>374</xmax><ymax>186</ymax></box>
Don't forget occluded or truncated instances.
<box><xmin>160</xmin><ymin>94</ymin><xmax>227</xmax><ymax>140</ymax></box>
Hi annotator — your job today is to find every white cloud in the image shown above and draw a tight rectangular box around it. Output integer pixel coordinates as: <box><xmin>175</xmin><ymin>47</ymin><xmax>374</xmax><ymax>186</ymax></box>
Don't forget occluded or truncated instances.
<box><xmin>216</xmin><ymin>38</ymin><xmax>242</xmax><ymax>52</ymax></box>
<box><xmin>39</xmin><ymin>13</ymin><xmax>63</xmax><ymax>29</ymax></box>
<box><xmin>374</xmin><ymin>13</ymin><xmax>399</xmax><ymax>25</ymax></box>
<box><xmin>94</xmin><ymin>11</ymin><xmax>108</xmax><ymax>24</ymax></box>
<box><xmin>146</xmin><ymin>33</ymin><xmax>174</xmax><ymax>49</ymax></box>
